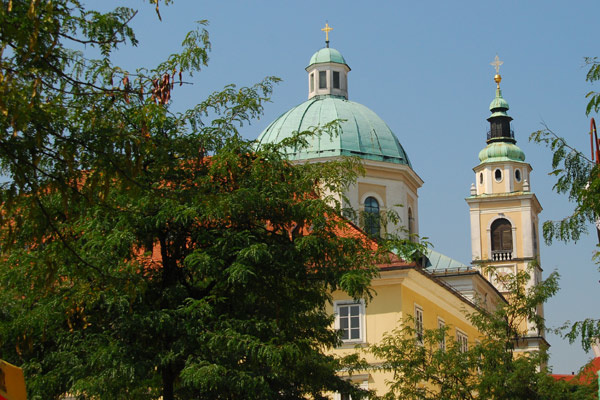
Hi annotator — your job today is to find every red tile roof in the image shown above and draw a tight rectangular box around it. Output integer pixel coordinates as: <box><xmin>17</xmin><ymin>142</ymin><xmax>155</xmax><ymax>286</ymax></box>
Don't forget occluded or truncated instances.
<box><xmin>551</xmin><ymin>357</ymin><xmax>600</xmax><ymax>385</ymax></box>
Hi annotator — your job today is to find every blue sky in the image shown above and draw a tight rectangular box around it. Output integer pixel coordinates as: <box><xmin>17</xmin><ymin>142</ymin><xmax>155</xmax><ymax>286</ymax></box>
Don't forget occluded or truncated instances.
<box><xmin>99</xmin><ymin>0</ymin><xmax>600</xmax><ymax>373</ymax></box>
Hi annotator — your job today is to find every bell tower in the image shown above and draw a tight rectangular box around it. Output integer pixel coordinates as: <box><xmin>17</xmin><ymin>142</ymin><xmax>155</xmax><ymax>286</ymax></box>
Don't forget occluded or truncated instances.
<box><xmin>465</xmin><ymin>57</ymin><xmax>546</xmax><ymax>353</ymax></box>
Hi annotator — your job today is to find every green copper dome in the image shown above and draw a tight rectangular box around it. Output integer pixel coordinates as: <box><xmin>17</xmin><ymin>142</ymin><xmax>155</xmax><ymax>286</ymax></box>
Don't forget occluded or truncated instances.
<box><xmin>257</xmin><ymin>95</ymin><xmax>411</xmax><ymax>166</ymax></box>
<box><xmin>478</xmin><ymin>142</ymin><xmax>525</xmax><ymax>164</ymax></box>
<box><xmin>307</xmin><ymin>47</ymin><xmax>349</xmax><ymax>68</ymax></box>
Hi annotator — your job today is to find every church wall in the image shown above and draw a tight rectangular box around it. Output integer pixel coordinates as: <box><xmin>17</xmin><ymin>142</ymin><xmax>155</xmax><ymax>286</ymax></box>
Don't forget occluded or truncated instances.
<box><xmin>491</xmin><ymin>169</ymin><xmax>507</xmax><ymax>193</ymax></box>
<box><xmin>363</xmin><ymin>165</ymin><xmax>422</xmax><ymax>194</ymax></box>
<box><xmin>399</xmin><ymin>271</ymin><xmax>480</xmax><ymax>337</ymax></box>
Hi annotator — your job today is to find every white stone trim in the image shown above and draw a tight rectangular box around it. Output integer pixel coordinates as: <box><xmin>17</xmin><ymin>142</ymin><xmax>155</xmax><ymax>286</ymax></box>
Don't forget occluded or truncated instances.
<box><xmin>520</xmin><ymin>201</ymin><xmax>534</xmax><ymax>259</ymax></box>
<box><xmin>484</xmin><ymin>165</ymin><xmax>492</xmax><ymax>194</ymax></box>
<box><xmin>504</xmin><ymin>165</ymin><xmax>511</xmax><ymax>192</ymax></box>
<box><xmin>360</xmin><ymin>192</ymin><xmax>385</xmax><ymax>208</ymax></box>
<box><xmin>456</xmin><ymin>328</ymin><xmax>468</xmax><ymax>352</ymax></box>
<box><xmin>469</xmin><ymin>204</ymin><xmax>482</xmax><ymax>261</ymax></box>
<box><xmin>515</xmin><ymin>167</ymin><xmax>522</xmax><ymax>183</ymax></box>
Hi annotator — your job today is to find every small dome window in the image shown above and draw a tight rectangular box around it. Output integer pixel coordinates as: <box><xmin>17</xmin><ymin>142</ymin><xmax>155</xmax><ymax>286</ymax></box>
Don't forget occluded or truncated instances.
<box><xmin>333</xmin><ymin>71</ymin><xmax>340</xmax><ymax>89</ymax></box>
<box><xmin>494</xmin><ymin>168</ymin><xmax>502</xmax><ymax>182</ymax></box>
<box><xmin>515</xmin><ymin>169</ymin><xmax>522</xmax><ymax>182</ymax></box>
<box><xmin>310</xmin><ymin>73</ymin><xmax>314</xmax><ymax>92</ymax></box>
<box><xmin>319</xmin><ymin>71</ymin><xmax>327</xmax><ymax>89</ymax></box>
<box><xmin>479</xmin><ymin>172</ymin><xmax>483</xmax><ymax>185</ymax></box>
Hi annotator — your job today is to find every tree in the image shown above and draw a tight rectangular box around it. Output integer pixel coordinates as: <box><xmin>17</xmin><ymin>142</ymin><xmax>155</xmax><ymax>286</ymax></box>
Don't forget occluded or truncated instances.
<box><xmin>368</xmin><ymin>268</ymin><xmax>597</xmax><ymax>399</ymax></box>
<box><xmin>0</xmin><ymin>2</ymin><xmax>388</xmax><ymax>399</ymax></box>
<box><xmin>529</xmin><ymin>57</ymin><xmax>600</xmax><ymax>354</ymax></box>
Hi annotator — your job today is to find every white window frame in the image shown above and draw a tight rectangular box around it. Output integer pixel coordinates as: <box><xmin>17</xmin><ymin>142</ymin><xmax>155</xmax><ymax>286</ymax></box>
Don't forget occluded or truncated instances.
<box><xmin>437</xmin><ymin>317</ymin><xmax>446</xmax><ymax>351</ymax></box>
<box><xmin>334</xmin><ymin>379</ymin><xmax>369</xmax><ymax>400</ymax></box>
<box><xmin>456</xmin><ymin>329</ymin><xmax>468</xmax><ymax>353</ymax></box>
<box><xmin>334</xmin><ymin>300</ymin><xmax>366</xmax><ymax>344</ymax></box>
<box><xmin>494</xmin><ymin>168</ymin><xmax>503</xmax><ymax>183</ymax></box>
<box><xmin>414</xmin><ymin>304</ymin><xmax>424</xmax><ymax>345</ymax></box>
<box><xmin>515</xmin><ymin>168</ymin><xmax>522</xmax><ymax>182</ymax></box>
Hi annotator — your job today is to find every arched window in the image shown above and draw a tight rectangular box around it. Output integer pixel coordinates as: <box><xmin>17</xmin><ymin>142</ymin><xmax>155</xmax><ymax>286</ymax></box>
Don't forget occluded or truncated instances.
<box><xmin>491</xmin><ymin>218</ymin><xmax>512</xmax><ymax>260</ymax></box>
<box><xmin>364</xmin><ymin>197</ymin><xmax>380</xmax><ymax>237</ymax></box>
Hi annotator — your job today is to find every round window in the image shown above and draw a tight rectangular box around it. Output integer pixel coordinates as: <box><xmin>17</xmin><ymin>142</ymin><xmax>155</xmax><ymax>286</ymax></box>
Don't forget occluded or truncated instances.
<box><xmin>515</xmin><ymin>169</ymin><xmax>522</xmax><ymax>182</ymax></box>
<box><xmin>479</xmin><ymin>172</ymin><xmax>483</xmax><ymax>185</ymax></box>
<box><xmin>494</xmin><ymin>169</ymin><xmax>502</xmax><ymax>182</ymax></box>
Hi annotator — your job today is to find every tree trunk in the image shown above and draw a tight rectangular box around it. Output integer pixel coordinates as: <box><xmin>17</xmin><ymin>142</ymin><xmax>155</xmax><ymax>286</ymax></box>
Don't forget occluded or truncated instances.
<box><xmin>162</xmin><ymin>367</ymin><xmax>174</xmax><ymax>400</ymax></box>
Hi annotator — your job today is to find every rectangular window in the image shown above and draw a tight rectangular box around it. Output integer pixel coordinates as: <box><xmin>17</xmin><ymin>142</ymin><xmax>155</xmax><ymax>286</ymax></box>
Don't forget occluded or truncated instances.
<box><xmin>438</xmin><ymin>318</ymin><xmax>446</xmax><ymax>351</ymax></box>
<box><xmin>319</xmin><ymin>70</ymin><xmax>327</xmax><ymax>89</ymax></box>
<box><xmin>335</xmin><ymin>301</ymin><xmax>365</xmax><ymax>343</ymax></box>
<box><xmin>335</xmin><ymin>380</ymin><xmax>368</xmax><ymax>400</ymax></box>
<box><xmin>456</xmin><ymin>330</ymin><xmax>468</xmax><ymax>353</ymax></box>
<box><xmin>310</xmin><ymin>73</ymin><xmax>314</xmax><ymax>92</ymax></box>
<box><xmin>333</xmin><ymin>71</ymin><xmax>340</xmax><ymax>89</ymax></box>
<box><xmin>415</xmin><ymin>304</ymin><xmax>423</xmax><ymax>345</ymax></box>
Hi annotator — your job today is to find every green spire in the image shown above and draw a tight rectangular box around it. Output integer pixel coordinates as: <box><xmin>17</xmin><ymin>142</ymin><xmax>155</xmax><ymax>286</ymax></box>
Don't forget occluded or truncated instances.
<box><xmin>489</xmin><ymin>88</ymin><xmax>510</xmax><ymax>118</ymax></box>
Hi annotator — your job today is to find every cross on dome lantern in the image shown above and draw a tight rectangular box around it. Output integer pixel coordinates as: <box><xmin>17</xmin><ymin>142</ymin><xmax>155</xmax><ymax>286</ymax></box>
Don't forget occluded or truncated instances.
<box><xmin>321</xmin><ymin>22</ymin><xmax>333</xmax><ymax>48</ymax></box>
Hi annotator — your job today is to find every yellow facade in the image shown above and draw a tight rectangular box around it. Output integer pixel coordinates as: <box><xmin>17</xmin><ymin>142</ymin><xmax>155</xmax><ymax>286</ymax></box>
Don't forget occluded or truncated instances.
<box><xmin>326</xmin><ymin>267</ymin><xmax>488</xmax><ymax>397</ymax></box>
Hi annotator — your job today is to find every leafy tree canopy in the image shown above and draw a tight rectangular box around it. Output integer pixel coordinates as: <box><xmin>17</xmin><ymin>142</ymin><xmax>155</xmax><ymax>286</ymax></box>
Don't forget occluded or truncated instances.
<box><xmin>367</xmin><ymin>268</ymin><xmax>597</xmax><ymax>400</ymax></box>
<box><xmin>0</xmin><ymin>2</ymin><xmax>398</xmax><ymax>399</ymax></box>
<box><xmin>529</xmin><ymin>57</ymin><xmax>600</xmax><ymax>354</ymax></box>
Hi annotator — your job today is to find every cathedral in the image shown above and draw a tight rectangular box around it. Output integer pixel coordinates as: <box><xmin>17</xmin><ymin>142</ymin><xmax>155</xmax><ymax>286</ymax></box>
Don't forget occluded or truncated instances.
<box><xmin>256</xmin><ymin>26</ymin><xmax>546</xmax><ymax>396</ymax></box>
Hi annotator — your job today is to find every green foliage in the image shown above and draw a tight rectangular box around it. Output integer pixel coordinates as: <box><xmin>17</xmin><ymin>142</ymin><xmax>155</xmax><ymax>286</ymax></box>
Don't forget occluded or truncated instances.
<box><xmin>564</xmin><ymin>319</ymin><xmax>600</xmax><ymax>353</ymax></box>
<box><xmin>585</xmin><ymin>57</ymin><xmax>600</xmax><ymax>116</ymax></box>
<box><xmin>0</xmin><ymin>2</ymin><xmax>389</xmax><ymax>399</ymax></box>
<box><xmin>529</xmin><ymin>57</ymin><xmax>600</xmax><ymax>354</ymax></box>
<box><xmin>529</xmin><ymin>128</ymin><xmax>597</xmax><ymax>244</ymax></box>
<box><xmin>369</xmin><ymin>268</ymin><xmax>597</xmax><ymax>399</ymax></box>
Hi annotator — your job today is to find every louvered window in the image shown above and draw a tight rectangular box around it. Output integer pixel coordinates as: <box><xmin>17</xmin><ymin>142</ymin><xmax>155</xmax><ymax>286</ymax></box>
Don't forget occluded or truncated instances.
<box><xmin>491</xmin><ymin>218</ymin><xmax>512</xmax><ymax>251</ymax></box>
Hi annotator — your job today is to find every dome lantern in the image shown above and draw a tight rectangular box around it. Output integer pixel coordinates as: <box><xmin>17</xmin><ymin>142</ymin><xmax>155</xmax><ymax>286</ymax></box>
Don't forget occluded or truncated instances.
<box><xmin>306</xmin><ymin>24</ymin><xmax>350</xmax><ymax>100</ymax></box>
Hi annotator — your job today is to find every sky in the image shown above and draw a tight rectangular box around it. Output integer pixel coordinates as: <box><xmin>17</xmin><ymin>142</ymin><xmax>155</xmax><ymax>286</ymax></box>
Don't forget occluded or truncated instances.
<box><xmin>98</xmin><ymin>0</ymin><xmax>600</xmax><ymax>374</ymax></box>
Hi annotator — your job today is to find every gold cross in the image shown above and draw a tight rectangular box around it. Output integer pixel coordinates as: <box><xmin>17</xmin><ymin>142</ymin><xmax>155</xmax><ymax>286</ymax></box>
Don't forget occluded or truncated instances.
<box><xmin>490</xmin><ymin>54</ymin><xmax>503</xmax><ymax>74</ymax></box>
<box><xmin>321</xmin><ymin>22</ymin><xmax>333</xmax><ymax>42</ymax></box>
